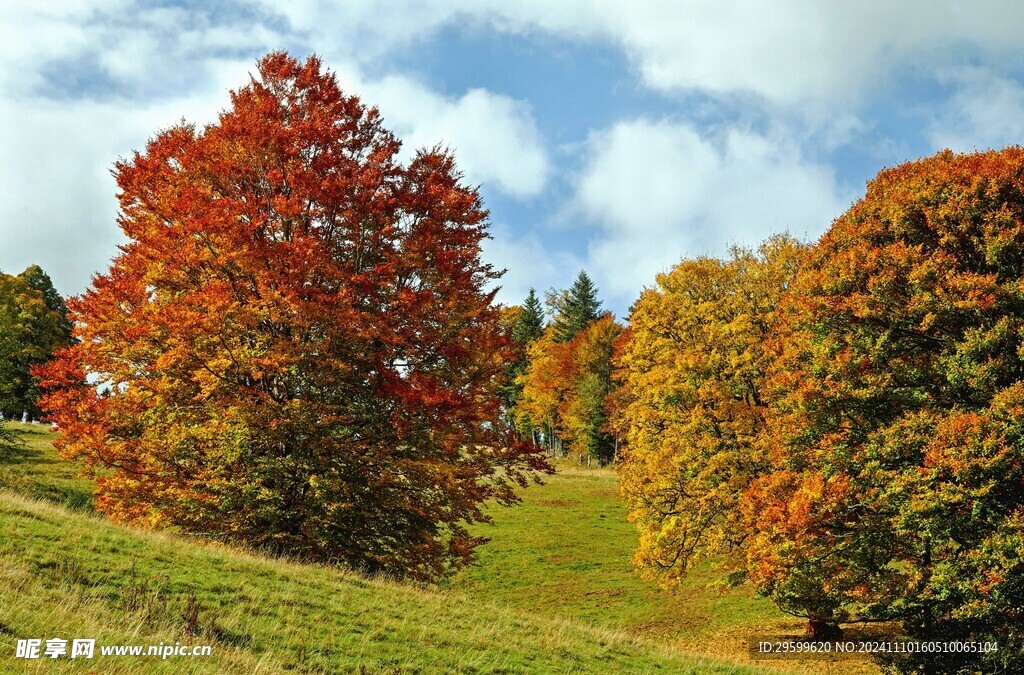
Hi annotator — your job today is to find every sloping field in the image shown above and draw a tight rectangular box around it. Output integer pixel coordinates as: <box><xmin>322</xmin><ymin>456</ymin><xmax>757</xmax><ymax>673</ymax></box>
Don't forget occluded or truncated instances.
<box><xmin>451</xmin><ymin>464</ymin><xmax>882</xmax><ymax>675</ymax></box>
<box><xmin>0</xmin><ymin>424</ymin><xmax>763</xmax><ymax>674</ymax></box>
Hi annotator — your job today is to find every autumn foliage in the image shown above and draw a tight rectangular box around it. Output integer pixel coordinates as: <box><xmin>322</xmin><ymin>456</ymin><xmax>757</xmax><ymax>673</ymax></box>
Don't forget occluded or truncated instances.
<box><xmin>504</xmin><ymin>273</ymin><xmax>623</xmax><ymax>464</ymax></box>
<box><xmin>616</xmin><ymin>148</ymin><xmax>1024</xmax><ymax>669</ymax></box>
<box><xmin>516</xmin><ymin>314</ymin><xmax>623</xmax><ymax>464</ymax></box>
<box><xmin>37</xmin><ymin>53</ymin><xmax>548</xmax><ymax>581</ymax></box>
<box><xmin>22</xmin><ymin>47</ymin><xmax>1024</xmax><ymax>670</ymax></box>
<box><xmin>614</xmin><ymin>237</ymin><xmax>805</xmax><ymax>583</ymax></box>
<box><xmin>748</xmin><ymin>148</ymin><xmax>1024</xmax><ymax>668</ymax></box>
<box><xmin>559</xmin><ymin>315</ymin><xmax>623</xmax><ymax>463</ymax></box>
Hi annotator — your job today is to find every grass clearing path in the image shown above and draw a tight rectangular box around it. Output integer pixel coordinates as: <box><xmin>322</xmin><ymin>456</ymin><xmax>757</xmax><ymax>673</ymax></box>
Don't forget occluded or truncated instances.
<box><xmin>451</xmin><ymin>462</ymin><xmax>882</xmax><ymax>674</ymax></box>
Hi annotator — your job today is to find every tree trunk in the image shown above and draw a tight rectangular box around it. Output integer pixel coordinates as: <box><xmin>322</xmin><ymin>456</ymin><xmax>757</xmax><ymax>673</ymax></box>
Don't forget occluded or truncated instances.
<box><xmin>806</xmin><ymin>619</ymin><xmax>842</xmax><ymax>641</ymax></box>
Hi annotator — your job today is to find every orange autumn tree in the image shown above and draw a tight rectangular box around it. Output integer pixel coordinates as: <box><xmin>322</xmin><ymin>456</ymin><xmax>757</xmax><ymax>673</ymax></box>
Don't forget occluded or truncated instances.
<box><xmin>37</xmin><ymin>53</ymin><xmax>548</xmax><ymax>582</ymax></box>
<box><xmin>516</xmin><ymin>330</ymin><xmax>572</xmax><ymax>454</ymax></box>
<box><xmin>516</xmin><ymin>312</ymin><xmax>623</xmax><ymax>464</ymax></box>
<box><xmin>559</xmin><ymin>314</ymin><xmax>623</xmax><ymax>465</ymax></box>
<box><xmin>748</xmin><ymin>148</ymin><xmax>1024</xmax><ymax>668</ymax></box>
<box><xmin>614</xmin><ymin>236</ymin><xmax>805</xmax><ymax>585</ymax></box>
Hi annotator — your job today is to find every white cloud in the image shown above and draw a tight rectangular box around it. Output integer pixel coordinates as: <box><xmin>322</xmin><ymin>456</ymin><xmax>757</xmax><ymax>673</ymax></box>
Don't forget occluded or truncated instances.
<box><xmin>7</xmin><ymin>0</ymin><xmax>1024</xmax><ymax>306</ymax></box>
<box><xmin>0</xmin><ymin>1</ymin><xmax>259</xmax><ymax>292</ymax></box>
<box><xmin>0</xmin><ymin>2</ymin><xmax>551</xmax><ymax>296</ymax></box>
<box><xmin>482</xmin><ymin>224</ymin><xmax>583</xmax><ymax>307</ymax></box>
<box><xmin>0</xmin><ymin>59</ymin><xmax>254</xmax><ymax>294</ymax></box>
<box><xmin>0</xmin><ymin>71</ymin><xmax>551</xmax><ymax>296</ymax></box>
<box><xmin>252</xmin><ymin>0</ymin><xmax>1024</xmax><ymax>109</ymax></box>
<box><xmin>0</xmin><ymin>0</ymin><xmax>128</xmax><ymax>95</ymax></box>
<box><xmin>352</xmin><ymin>75</ymin><xmax>550</xmax><ymax>197</ymax></box>
<box><xmin>928</xmin><ymin>68</ymin><xmax>1024</xmax><ymax>151</ymax></box>
<box><xmin>574</xmin><ymin>119</ymin><xmax>850</xmax><ymax>299</ymax></box>
<box><xmin>529</xmin><ymin>1</ymin><xmax>1024</xmax><ymax>108</ymax></box>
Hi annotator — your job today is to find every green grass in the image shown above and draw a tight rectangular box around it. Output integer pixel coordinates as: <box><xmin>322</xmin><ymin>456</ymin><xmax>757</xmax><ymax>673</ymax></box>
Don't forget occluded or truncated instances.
<box><xmin>449</xmin><ymin>465</ymin><xmax>781</xmax><ymax>636</ymax></box>
<box><xmin>0</xmin><ymin>424</ymin><xmax>885</xmax><ymax>673</ymax></box>
<box><xmin>0</xmin><ymin>422</ymin><xmax>94</xmax><ymax>512</ymax></box>
<box><xmin>0</xmin><ymin>424</ymin><xmax>766</xmax><ymax>674</ymax></box>
<box><xmin>0</xmin><ymin>490</ymin><xmax>767</xmax><ymax>674</ymax></box>
<box><xmin>449</xmin><ymin>465</ymin><xmax>883</xmax><ymax>674</ymax></box>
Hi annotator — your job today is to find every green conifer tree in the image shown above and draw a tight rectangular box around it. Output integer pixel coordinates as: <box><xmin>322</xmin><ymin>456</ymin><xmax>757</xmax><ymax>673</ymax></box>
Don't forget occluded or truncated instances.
<box><xmin>551</xmin><ymin>271</ymin><xmax>602</xmax><ymax>343</ymax></box>
<box><xmin>514</xmin><ymin>288</ymin><xmax>545</xmax><ymax>345</ymax></box>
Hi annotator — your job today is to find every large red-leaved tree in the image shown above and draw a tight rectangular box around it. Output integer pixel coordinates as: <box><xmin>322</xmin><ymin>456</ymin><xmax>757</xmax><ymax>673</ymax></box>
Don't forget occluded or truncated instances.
<box><xmin>38</xmin><ymin>52</ymin><xmax>548</xmax><ymax>581</ymax></box>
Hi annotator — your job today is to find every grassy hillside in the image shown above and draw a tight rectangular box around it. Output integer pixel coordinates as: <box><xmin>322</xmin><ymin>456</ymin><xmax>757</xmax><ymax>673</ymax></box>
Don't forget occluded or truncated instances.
<box><xmin>0</xmin><ymin>422</ymin><xmax>94</xmax><ymax>512</ymax></box>
<box><xmin>0</xmin><ymin>423</ymin><xmax>879</xmax><ymax>673</ymax></box>
<box><xmin>451</xmin><ymin>466</ymin><xmax>777</xmax><ymax>639</ymax></box>
<box><xmin>0</xmin><ymin>424</ymin><xmax>762</xmax><ymax>674</ymax></box>
<box><xmin>450</xmin><ymin>465</ymin><xmax>883</xmax><ymax>674</ymax></box>
<box><xmin>0</xmin><ymin>490</ymin><xmax>764</xmax><ymax>674</ymax></box>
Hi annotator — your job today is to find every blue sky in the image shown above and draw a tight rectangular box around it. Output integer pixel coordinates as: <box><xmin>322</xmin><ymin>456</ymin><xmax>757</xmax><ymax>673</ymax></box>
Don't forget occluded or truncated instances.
<box><xmin>3</xmin><ymin>2</ymin><xmax>1024</xmax><ymax>317</ymax></box>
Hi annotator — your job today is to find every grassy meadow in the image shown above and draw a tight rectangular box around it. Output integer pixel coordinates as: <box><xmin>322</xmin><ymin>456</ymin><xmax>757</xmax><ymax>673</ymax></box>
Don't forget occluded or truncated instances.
<box><xmin>0</xmin><ymin>423</ymin><xmax>879</xmax><ymax>673</ymax></box>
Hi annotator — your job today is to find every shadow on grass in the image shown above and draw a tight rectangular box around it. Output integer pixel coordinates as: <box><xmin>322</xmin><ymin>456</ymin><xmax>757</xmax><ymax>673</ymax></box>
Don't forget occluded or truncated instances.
<box><xmin>0</xmin><ymin>434</ymin><xmax>29</xmax><ymax>463</ymax></box>
<box><xmin>0</xmin><ymin>431</ymin><xmax>95</xmax><ymax>512</ymax></box>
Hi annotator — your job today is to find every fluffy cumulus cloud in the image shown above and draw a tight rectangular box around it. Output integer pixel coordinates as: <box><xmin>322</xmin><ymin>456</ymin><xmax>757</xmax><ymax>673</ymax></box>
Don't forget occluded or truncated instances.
<box><xmin>349</xmin><ymin>75</ymin><xmax>550</xmax><ymax>198</ymax></box>
<box><xmin>235</xmin><ymin>0</ymin><xmax>1024</xmax><ymax>308</ymax></box>
<box><xmin>254</xmin><ymin>0</ymin><xmax>1024</xmax><ymax>108</ymax></box>
<box><xmin>575</xmin><ymin>120</ymin><xmax>850</xmax><ymax>299</ymax></box>
<box><xmin>0</xmin><ymin>73</ymin><xmax>253</xmax><ymax>294</ymax></box>
<box><xmin>0</xmin><ymin>0</ymin><xmax>128</xmax><ymax>95</ymax></box>
<box><xmin>553</xmin><ymin>0</ymin><xmax>1024</xmax><ymax>108</ymax></box>
<box><xmin>0</xmin><ymin>0</ymin><xmax>550</xmax><ymax>296</ymax></box>
<box><xmin>0</xmin><ymin>0</ymin><xmax>262</xmax><ymax>291</ymax></box>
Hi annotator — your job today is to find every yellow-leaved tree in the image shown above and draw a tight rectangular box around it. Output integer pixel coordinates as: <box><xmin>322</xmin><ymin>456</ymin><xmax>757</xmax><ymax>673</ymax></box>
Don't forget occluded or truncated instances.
<box><xmin>614</xmin><ymin>235</ymin><xmax>806</xmax><ymax>583</ymax></box>
<box><xmin>517</xmin><ymin>314</ymin><xmax>624</xmax><ymax>464</ymax></box>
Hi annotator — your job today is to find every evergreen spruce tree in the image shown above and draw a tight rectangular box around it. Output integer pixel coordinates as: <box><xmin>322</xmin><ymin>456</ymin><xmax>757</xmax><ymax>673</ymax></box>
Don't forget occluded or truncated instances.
<box><xmin>552</xmin><ymin>271</ymin><xmax>602</xmax><ymax>342</ymax></box>
<box><xmin>513</xmin><ymin>288</ymin><xmax>545</xmax><ymax>345</ymax></box>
